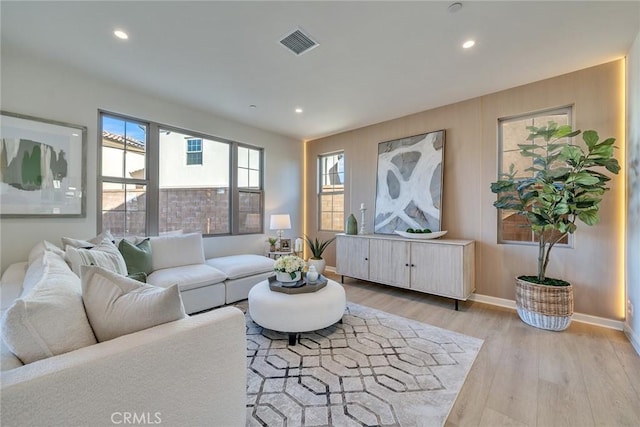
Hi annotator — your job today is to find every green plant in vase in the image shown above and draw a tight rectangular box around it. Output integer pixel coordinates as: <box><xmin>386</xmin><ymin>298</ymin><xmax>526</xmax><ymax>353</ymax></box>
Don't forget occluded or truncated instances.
<box><xmin>304</xmin><ymin>235</ymin><xmax>336</xmax><ymax>274</ymax></box>
<box><xmin>267</xmin><ymin>237</ymin><xmax>278</xmax><ymax>252</ymax></box>
<box><xmin>490</xmin><ymin>122</ymin><xmax>620</xmax><ymax>330</ymax></box>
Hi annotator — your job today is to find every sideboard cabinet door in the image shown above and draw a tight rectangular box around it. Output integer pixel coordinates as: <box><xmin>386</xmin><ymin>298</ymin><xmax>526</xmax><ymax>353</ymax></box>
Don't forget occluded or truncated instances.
<box><xmin>369</xmin><ymin>239</ymin><xmax>410</xmax><ymax>288</ymax></box>
<box><xmin>410</xmin><ymin>242</ymin><xmax>464</xmax><ymax>298</ymax></box>
<box><xmin>336</xmin><ymin>235</ymin><xmax>370</xmax><ymax>280</ymax></box>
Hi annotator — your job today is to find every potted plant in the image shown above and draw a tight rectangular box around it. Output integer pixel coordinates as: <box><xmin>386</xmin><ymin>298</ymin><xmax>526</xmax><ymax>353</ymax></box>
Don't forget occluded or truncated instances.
<box><xmin>266</xmin><ymin>237</ymin><xmax>278</xmax><ymax>252</ymax></box>
<box><xmin>490</xmin><ymin>122</ymin><xmax>620</xmax><ymax>331</ymax></box>
<box><xmin>304</xmin><ymin>235</ymin><xmax>336</xmax><ymax>274</ymax></box>
<box><xmin>273</xmin><ymin>255</ymin><xmax>305</xmax><ymax>282</ymax></box>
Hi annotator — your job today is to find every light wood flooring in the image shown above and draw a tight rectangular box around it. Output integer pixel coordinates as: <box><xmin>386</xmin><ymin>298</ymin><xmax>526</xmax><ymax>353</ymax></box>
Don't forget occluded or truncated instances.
<box><xmin>326</xmin><ymin>272</ymin><xmax>640</xmax><ymax>427</ymax></box>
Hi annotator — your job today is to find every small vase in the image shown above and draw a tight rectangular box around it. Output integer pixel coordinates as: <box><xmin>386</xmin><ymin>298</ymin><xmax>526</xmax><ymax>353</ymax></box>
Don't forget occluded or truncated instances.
<box><xmin>276</xmin><ymin>271</ymin><xmax>301</xmax><ymax>283</ymax></box>
<box><xmin>270</xmin><ymin>244</ymin><xmax>276</xmax><ymax>252</ymax></box>
<box><xmin>346</xmin><ymin>213</ymin><xmax>358</xmax><ymax>235</ymax></box>
<box><xmin>306</xmin><ymin>265</ymin><xmax>319</xmax><ymax>282</ymax></box>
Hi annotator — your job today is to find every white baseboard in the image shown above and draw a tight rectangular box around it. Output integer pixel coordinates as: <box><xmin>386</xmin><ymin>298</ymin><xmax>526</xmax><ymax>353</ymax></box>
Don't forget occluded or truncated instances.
<box><xmin>624</xmin><ymin>324</ymin><xmax>640</xmax><ymax>356</ymax></box>
<box><xmin>333</xmin><ymin>275</ymin><xmax>625</xmax><ymax>332</ymax></box>
<box><xmin>467</xmin><ymin>293</ymin><xmax>625</xmax><ymax>331</ymax></box>
<box><xmin>325</xmin><ymin>265</ymin><xmax>336</xmax><ymax>273</ymax></box>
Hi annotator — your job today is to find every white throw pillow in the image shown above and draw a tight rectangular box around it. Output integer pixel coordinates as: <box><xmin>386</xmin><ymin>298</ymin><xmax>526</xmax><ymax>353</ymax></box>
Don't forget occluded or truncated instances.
<box><xmin>81</xmin><ymin>266</ymin><xmax>186</xmax><ymax>342</ymax></box>
<box><xmin>150</xmin><ymin>233</ymin><xmax>205</xmax><ymax>271</ymax></box>
<box><xmin>65</xmin><ymin>238</ymin><xmax>128</xmax><ymax>277</ymax></box>
<box><xmin>1</xmin><ymin>251</ymin><xmax>97</xmax><ymax>364</ymax></box>
<box><xmin>27</xmin><ymin>240</ymin><xmax>65</xmax><ymax>265</ymax></box>
<box><xmin>61</xmin><ymin>230</ymin><xmax>115</xmax><ymax>249</ymax></box>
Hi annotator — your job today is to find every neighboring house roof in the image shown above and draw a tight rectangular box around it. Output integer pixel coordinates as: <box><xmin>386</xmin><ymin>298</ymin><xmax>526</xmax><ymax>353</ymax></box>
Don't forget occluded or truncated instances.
<box><xmin>102</xmin><ymin>131</ymin><xmax>145</xmax><ymax>152</ymax></box>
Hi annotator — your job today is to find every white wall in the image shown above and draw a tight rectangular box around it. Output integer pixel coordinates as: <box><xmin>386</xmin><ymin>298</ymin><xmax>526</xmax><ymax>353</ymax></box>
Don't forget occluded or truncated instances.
<box><xmin>625</xmin><ymin>30</ymin><xmax>640</xmax><ymax>354</ymax></box>
<box><xmin>159</xmin><ymin>133</ymin><xmax>230</xmax><ymax>188</ymax></box>
<box><xmin>0</xmin><ymin>47</ymin><xmax>303</xmax><ymax>272</ymax></box>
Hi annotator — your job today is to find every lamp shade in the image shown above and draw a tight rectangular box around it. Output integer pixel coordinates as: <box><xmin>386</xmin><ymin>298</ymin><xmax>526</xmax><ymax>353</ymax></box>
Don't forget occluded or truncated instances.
<box><xmin>269</xmin><ymin>214</ymin><xmax>291</xmax><ymax>230</ymax></box>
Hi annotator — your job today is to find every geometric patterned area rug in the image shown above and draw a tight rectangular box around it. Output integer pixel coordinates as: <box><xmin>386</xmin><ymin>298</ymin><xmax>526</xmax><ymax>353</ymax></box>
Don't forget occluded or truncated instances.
<box><xmin>240</xmin><ymin>302</ymin><xmax>483</xmax><ymax>427</ymax></box>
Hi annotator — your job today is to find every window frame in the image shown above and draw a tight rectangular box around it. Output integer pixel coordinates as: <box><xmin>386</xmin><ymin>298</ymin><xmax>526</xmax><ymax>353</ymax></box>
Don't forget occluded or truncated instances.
<box><xmin>98</xmin><ymin>111</ymin><xmax>151</xmax><ymax>237</ymax></box>
<box><xmin>497</xmin><ymin>105</ymin><xmax>574</xmax><ymax>247</ymax></box>
<box><xmin>234</xmin><ymin>142</ymin><xmax>264</xmax><ymax>235</ymax></box>
<box><xmin>317</xmin><ymin>151</ymin><xmax>345</xmax><ymax>232</ymax></box>
<box><xmin>185</xmin><ymin>138</ymin><xmax>203</xmax><ymax>166</ymax></box>
<box><xmin>98</xmin><ymin>110</ymin><xmax>264</xmax><ymax>237</ymax></box>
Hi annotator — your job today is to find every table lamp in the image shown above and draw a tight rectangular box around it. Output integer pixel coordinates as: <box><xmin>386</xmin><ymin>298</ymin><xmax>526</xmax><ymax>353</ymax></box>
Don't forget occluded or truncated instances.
<box><xmin>269</xmin><ymin>214</ymin><xmax>291</xmax><ymax>250</ymax></box>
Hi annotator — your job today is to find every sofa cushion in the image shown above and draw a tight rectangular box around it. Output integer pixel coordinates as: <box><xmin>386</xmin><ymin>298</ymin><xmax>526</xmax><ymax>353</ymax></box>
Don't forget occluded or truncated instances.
<box><xmin>147</xmin><ymin>264</ymin><xmax>227</xmax><ymax>292</ymax></box>
<box><xmin>27</xmin><ymin>240</ymin><xmax>65</xmax><ymax>265</ymax></box>
<box><xmin>81</xmin><ymin>266</ymin><xmax>186</xmax><ymax>342</ymax></box>
<box><xmin>22</xmin><ymin>251</ymin><xmax>61</xmax><ymax>297</ymax></box>
<box><xmin>61</xmin><ymin>229</ymin><xmax>115</xmax><ymax>249</ymax></box>
<box><xmin>118</xmin><ymin>238</ymin><xmax>153</xmax><ymax>275</ymax></box>
<box><xmin>206</xmin><ymin>255</ymin><xmax>275</xmax><ymax>280</ymax></box>
<box><xmin>0</xmin><ymin>262</ymin><xmax>28</xmax><ymax>310</ymax></box>
<box><xmin>1</xmin><ymin>251</ymin><xmax>97</xmax><ymax>364</ymax></box>
<box><xmin>65</xmin><ymin>238</ymin><xmax>128</xmax><ymax>277</ymax></box>
<box><xmin>150</xmin><ymin>233</ymin><xmax>205</xmax><ymax>271</ymax></box>
<box><xmin>1</xmin><ymin>339</ymin><xmax>23</xmax><ymax>371</ymax></box>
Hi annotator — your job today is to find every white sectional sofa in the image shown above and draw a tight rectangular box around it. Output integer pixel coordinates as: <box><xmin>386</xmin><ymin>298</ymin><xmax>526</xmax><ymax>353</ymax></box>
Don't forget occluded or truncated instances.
<box><xmin>0</xmin><ymin>242</ymin><xmax>248</xmax><ymax>426</ymax></box>
<box><xmin>142</xmin><ymin>233</ymin><xmax>275</xmax><ymax>313</ymax></box>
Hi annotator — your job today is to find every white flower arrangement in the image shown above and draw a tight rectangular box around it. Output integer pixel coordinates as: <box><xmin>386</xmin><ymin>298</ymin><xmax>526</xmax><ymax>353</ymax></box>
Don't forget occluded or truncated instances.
<box><xmin>273</xmin><ymin>255</ymin><xmax>305</xmax><ymax>277</ymax></box>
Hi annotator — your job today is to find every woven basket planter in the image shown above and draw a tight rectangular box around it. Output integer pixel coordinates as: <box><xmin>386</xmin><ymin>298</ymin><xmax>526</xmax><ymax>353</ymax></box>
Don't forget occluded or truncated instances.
<box><xmin>515</xmin><ymin>277</ymin><xmax>574</xmax><ymax>331</ymax></box>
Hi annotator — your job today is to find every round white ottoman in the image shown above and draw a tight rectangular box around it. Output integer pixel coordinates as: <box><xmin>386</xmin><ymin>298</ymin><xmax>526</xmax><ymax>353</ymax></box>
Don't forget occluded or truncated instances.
<box><xmin>248</xmin><ymin>279</ymin><xmax>346</xmax><ymax>345</ymax></box>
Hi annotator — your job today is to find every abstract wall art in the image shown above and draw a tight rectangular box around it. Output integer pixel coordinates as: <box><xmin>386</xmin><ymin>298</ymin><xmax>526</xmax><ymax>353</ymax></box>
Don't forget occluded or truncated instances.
<box><xmin>374</xmin><ymin>130</ymin><xmax>445</xmax><ymax>234</ymax></box>
<box><xmin>1</xmin><ymin>111</ymin><xmax>86</xmax><ymax>217</ymax></box>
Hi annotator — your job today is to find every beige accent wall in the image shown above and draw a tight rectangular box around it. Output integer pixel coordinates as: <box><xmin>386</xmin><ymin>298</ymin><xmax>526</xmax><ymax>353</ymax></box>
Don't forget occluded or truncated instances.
<box><xmin>625</xmin><ymin>30</ymin><xmax>640</xmax><ymax>352</ymax></box>
<box><xmin>306</xmin><ymin>60</ymin><xmax>625</xmax><ymax>320</ymax></box>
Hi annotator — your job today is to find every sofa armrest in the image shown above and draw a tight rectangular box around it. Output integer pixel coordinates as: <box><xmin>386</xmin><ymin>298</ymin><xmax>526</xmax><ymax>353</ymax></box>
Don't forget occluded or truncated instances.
<box><xmin>1</xmin><ymin>307</ymin><xmax>247</xmax><ymax>427</ymax></box>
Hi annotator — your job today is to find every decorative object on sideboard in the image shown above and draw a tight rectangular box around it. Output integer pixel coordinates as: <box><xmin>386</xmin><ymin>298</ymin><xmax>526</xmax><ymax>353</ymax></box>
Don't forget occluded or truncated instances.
<box><xmin>269</xmin><ymin>214</ymin><xmax>291</xmax><ymax>250</ymax></box>
<box><xmin>374</xmin><ymin>130</ymin><xmax>445</xmax><ymax>234</ymax></box>
<box><xmin>304</xmin><ymin>234</ymin><xmax>336</xmax><ymax>274</ymax></box>
<box><xmin>273</xmin><ymin>255</ymin><xmax>305</xmax><ymax>282</ymax></box>
<box><xmin>359</xmin><ymin>203</ymin><xmax>367</xmax><ymax>234</ymax></box>
<box><xmin>0</xmin><ymin>111</ymin><xmax>87</xmax><ymax>218</ymax></box>
<box><xmin>394</xmin><ymin>230</ymin><xmax>447</xmax><ymax>240</ymax></box>
<box><xmin>345</xmin><ymin>213</ymin><xmax>358</xmax><ymax>235</ymax></box>
<box><xmin>490</xmin><ymin>123</ymin><xmax>620</xmax><ymax>331</ymax></box>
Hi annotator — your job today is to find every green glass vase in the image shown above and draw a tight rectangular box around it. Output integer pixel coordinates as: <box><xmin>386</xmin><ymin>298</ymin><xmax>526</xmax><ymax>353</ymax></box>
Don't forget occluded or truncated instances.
<box><xmin>346</xmin><ymin>213</ymin><xmax>358</xmax><ymax>235</ymax></box>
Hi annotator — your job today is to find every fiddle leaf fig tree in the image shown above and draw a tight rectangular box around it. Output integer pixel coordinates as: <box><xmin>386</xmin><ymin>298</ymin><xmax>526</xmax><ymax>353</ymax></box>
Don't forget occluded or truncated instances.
<box><xmin>490</xmin><ymin>122</ymin><xmax>620</xmax><ymax>284</ymax></box>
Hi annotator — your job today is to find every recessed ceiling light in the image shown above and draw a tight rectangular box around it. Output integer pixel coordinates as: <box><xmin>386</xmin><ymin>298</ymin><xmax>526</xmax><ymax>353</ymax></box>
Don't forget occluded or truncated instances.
<box><xmin>295</xmin><ymin>107</ymin><xmax>303</xmax><ymax>114</ymax></box>
<box><xmin>462</xmin><ymin>40</ymin><xmax>475</xmax><ymax>49</ymax></box>
<box><xmin>249</xmin><ymin>104</ymin><xmax>257</xmax><ymax>109</ymax></box>
<box><xmin>114</xmin><ymin>29</ymin><xmax>129</xmax><ymax>40</ymax></box>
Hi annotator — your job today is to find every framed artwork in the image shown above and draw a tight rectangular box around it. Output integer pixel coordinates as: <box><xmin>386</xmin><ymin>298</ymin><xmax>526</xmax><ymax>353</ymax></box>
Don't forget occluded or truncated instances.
<box><xmin>374</xmin><ymin>130</ymin><xmax>445</xmax><ymax>234</ymax></box>
<box><xmin>279</xmin><ymin>239</ymin><xmax>291</xmax><ymax>252</ymax></box>
<box><xmin>1</xmin><ymin>111</ymin><xmax>87</xmax><ymax>217</ymax></box>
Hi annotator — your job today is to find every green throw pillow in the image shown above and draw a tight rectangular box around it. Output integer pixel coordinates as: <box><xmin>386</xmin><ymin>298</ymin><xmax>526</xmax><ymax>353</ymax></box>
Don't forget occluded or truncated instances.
<box><xmin>127</xmin><ymin>271</ymin><xmax>148</xmax><ymax>283</ymax></box>
<box><xmin>118</xmin><ymin>238</ymin><xmax>153</xmax><ymax>275</ymax></box>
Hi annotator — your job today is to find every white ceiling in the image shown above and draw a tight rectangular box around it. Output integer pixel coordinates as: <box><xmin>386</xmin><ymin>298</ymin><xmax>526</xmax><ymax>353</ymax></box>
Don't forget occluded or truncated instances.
<box><xmin>2</xmin><ymin>1</ymin><xmax>638</xmax><ymax>141</ymax></box>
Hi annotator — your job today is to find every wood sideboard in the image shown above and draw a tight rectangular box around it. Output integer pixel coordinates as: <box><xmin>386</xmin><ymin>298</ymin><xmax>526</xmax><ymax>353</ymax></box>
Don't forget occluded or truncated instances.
<box><xmin>336</xmin><ymin>233</ymin><xmax>475</xmax><ymax>310</ymax></box>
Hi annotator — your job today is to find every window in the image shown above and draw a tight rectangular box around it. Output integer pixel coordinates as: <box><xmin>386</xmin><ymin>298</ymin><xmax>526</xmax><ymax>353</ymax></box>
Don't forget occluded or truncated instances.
<box><xmin>497</xmin><ymin>106</ymin><xmax>572</xmax><ymax>245</ymax></box>
<box><xmin>186</xmin><ymin>138</ymin><xmax>203</xmax><ymax>165</ymax></box>
<box><xmin>160</xmin><ymin>129</ymin><xmax>230</xmax><ymax>235</ymax></box>
<box><xmin>99</xmin><ymin>112</ymin><xmax>263</xmax><ymax>238</ymax></box>
<box><xmin>100</xmin><ymin>115</ymin><xmax>148</xmax><ymax>237</ymax></box>
<box><xmin>318</xmin><ymin>152</ymin><xmax>344</xmax><ymax>231</ymax></box>
<box><xmin>237</xmin><ymin>146</ymin><xmax>263</xmax><ymax>234</ymax></box>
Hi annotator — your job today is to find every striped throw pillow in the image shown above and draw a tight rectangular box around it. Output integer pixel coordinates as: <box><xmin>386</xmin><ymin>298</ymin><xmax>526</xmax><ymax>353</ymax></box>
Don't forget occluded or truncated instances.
<box><xmin>65</xmin><ymin>238</ymin><xmax>128</xmax><ymax>277</ymax></box>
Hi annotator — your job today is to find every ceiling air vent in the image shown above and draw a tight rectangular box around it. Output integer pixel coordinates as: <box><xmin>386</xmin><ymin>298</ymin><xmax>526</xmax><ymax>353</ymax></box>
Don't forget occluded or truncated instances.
<box><xmin>279</xmin><ymin>28</ymin><xmax>319</xmax><ymax>56</ymax></box>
